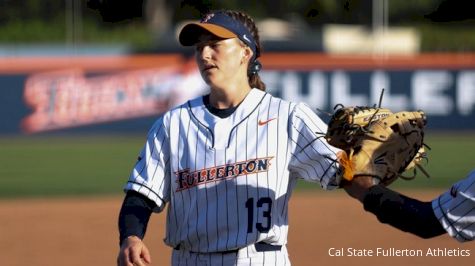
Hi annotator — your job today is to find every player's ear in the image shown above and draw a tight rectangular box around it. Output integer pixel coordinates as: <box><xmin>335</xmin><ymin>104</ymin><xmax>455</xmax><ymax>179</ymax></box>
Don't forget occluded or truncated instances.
<box><xmin>241</xmin><ymin>46</ymin><xmax>253</xmax><ymax>64</ymax></box>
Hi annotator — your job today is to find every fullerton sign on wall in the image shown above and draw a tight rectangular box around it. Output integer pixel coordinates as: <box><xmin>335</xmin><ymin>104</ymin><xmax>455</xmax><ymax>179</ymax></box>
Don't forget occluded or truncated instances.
<box><xmin>21</xmin><ymin>58</ymin><xmax>475</xmax><ymax>133</ymax></box>
<box><xmin>262</xmin><ymin>70</ymin><xmax>475</xmax><ymax>116</ymax></box>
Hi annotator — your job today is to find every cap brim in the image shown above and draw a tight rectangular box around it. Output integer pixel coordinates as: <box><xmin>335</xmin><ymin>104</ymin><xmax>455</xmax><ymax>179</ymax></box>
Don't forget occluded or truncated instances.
<box><xmin>179</xmin><ymin>23</ymin><xmax>237</xmax><ymax>46</ymax></box>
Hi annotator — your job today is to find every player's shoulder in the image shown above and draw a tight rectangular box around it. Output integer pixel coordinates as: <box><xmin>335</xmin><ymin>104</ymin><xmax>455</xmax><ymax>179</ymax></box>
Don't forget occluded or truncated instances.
<box><xmin>261</xmin><ymin>92</ymin><xmax>318</xmax><ymax>120</ymax></box>
<box><xmin>163</xmin><ymin>95</ymin><xmax>202</xmax><ymax>117</ymax></box>
<box><xmin>263</xmin><ymin>91</ymin><xmax>297</xmax><ymax>110</ymax></box>
<box><xmin>145</xmin><ymin>96</ymin><xmax>202</xmax><ymax>137</ymax></box>
<box><xmin>148</xmin><ymin>97</ymin><xmax>195</xmax><ymax>128</ymax></box>
<box><xmin>288</xmin><ymin>101</ymin><xmax>315</xmax><ymax>117</ymax></box>
<box><xmin>284</xmin><ymin>100</ymin><xmax>327</xmax><ymax>126</ymax></box>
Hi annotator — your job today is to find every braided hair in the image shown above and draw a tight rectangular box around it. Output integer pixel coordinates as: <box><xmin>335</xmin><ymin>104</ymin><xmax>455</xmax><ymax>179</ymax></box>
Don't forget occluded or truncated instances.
<box><xmin>220</xmin><ymin>10</ymin><xmax>266</xmax><ymax>91</ymax></box>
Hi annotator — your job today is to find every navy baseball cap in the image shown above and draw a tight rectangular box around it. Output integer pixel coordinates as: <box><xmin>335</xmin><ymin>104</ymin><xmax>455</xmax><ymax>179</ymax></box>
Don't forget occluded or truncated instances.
<box><xmin>179</xmin><ymin>11</ymin><xmax>260</xmax><ymax>58</ymax></box>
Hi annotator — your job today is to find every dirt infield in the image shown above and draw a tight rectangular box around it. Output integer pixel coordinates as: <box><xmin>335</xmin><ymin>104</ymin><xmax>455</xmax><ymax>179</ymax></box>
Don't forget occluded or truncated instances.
<box><xmin>1</xmin><ymin>190</ymin><xmax>473</xmax><ymax>266</ymax></box>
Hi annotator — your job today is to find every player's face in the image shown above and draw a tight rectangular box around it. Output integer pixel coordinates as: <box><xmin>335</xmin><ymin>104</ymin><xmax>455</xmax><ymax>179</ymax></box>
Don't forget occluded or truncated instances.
<box><xmin>195</xmin><ymin>33</ymin><xmax>249</xmax><ymax>87</ymax></box>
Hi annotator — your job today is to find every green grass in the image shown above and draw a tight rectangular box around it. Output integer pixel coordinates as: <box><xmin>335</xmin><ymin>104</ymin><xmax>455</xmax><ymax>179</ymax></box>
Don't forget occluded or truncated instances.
<box><xmin>390</xmin><ymin>132</ymin><xmax>474</xmax><ymax>189</ymax></box>
<box><xmin>0</xmin><ymin>133</ymin><xmax>473</xmax><ymax>198</ymax></box>
<box><xmin>0</xmin><ymin>135</ymin><xmax>145</xmax><ymax>198</ymax></box>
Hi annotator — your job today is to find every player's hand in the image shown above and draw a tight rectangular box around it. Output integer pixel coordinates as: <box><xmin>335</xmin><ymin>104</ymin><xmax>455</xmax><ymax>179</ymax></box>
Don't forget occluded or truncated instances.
<box><xmin>343</xmin><ymin>175</ymin><xmax>377</xmax><ymax>202</ymax></box>
<box><xmin>117</xmin><ymin>235</ymin><xmax>152</xmax><ymax>266</ymax></box>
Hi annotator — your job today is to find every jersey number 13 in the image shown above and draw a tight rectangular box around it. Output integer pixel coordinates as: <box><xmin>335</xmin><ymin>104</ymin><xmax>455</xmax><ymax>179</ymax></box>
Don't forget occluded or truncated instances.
<box><xmin>245</xmin><ymin>197</ymin><xmax>272</xmax><ymax>233</ymax></box>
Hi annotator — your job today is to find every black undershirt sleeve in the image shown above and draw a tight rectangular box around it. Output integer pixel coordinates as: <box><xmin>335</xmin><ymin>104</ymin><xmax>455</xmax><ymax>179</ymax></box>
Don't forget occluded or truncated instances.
<box><xmin>118</xmin><ymin>190</ymin><xmax>157</xmax><ymax>246</ymax></box>
<box><xmin>363</xmin><ymin>185</ymin><xmax>446</xmax><ymax>239</ymax></box>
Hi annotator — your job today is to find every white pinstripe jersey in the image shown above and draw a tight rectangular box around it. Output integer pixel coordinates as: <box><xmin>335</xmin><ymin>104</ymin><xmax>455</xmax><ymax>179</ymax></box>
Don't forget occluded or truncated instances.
<box><xmin>125</xmin><ymin>88</ymin><xmax>342</xmax><ymax>252</ymax></box>
<box><xmin>432</xmin><ymin>169</ymin><xmax>475</xmax><ymax>242</ymax></box>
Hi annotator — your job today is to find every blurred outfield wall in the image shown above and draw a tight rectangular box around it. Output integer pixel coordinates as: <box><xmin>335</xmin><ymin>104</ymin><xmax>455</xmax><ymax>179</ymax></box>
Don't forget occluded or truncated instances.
<box><xmin>0</xmin><ymin>52</ymin><xmax>474</xmax><ymax>135</ymax></box>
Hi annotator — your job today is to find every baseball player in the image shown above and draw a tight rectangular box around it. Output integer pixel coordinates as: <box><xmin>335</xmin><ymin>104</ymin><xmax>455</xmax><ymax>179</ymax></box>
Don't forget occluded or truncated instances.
<box><xmin>344</xmin><ymin>168</ymin><xmax>475</xmax><ymax>242</ymax></box>
<box><xmin>117</xmin><ymin>9</ymin><xmax>342</xmax><ymax>266</ymax></box>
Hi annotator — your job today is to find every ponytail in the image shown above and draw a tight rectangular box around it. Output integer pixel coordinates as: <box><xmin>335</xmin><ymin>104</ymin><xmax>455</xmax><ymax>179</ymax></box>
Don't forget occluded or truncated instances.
<box><xmin>249</xmin><ymin>73</ymin><xmax>266</xmax><ymax>91</ymax></box>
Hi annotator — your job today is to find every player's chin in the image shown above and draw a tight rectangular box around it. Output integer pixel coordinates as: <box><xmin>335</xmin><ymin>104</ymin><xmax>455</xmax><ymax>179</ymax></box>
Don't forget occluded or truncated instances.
<box><xmin>200</xmin><ymin>72</ymin><xmax>220</xmax><ymax>86</ymax></box>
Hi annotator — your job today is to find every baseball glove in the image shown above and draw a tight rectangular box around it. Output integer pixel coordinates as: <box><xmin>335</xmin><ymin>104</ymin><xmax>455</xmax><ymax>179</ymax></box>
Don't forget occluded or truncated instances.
<box><xmin>325</xmin><ymin>105</ymin><xmax>393</xmax><ymax>150</ymax></box>
<box><xmin>325</xmin><ymin>104</ymin><xmax>429</xmax><ymax>186</ymax></box>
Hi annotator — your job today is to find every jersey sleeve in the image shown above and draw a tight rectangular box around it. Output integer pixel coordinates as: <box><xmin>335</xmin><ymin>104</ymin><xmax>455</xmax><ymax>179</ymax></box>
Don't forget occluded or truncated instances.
<box><xmin>124</xmin><ymin>116</ymin><xmax>171</xmax><ymax>212</ymax></box>
<box><xmin>287</xmin><ymin>103</ymin><xmax>343</xmax><ymax>190</ymax></box>
<box><xmin>431</xmin><ymin>169</ymin><xmax>475</xmax><ymax>242</ymax></box>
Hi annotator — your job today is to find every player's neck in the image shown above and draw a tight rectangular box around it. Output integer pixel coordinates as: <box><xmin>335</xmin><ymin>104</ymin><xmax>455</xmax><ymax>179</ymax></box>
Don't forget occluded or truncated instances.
<box><xmin>209</xmin><ymin>83</ymin><xmax>252</xmax><ymax>109</ymax></box>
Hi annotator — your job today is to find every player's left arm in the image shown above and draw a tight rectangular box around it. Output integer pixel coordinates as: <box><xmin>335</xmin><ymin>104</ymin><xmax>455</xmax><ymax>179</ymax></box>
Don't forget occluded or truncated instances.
<box><xmin>287</xmin><ymin>103</ymin><xmax>343</xmax><ymax>189</ymax></box>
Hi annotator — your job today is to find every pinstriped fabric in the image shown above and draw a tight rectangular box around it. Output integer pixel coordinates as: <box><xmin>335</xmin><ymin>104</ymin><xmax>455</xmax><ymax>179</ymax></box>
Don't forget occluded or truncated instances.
<box><xmin>432</xmin><ymin>169</ymin><xmax>475</xmax><ymax>242</ymax></box>
<box><xmin>124</xmin><ymin>88</ymin><xmax>342</xmax><ymax>263</ymax></box>
<box><xmin>275</xmin><ymin>99</ymin><xmax>291</xmax><ymax>244</ymax></box>
<box><xmin>183</xmin><ymin>107</ymin><xmax>194</xmax><ymax>249</ymax></box>
<box><xmin>171</xmin><ymin>245</ymin><xmax>291</xmax><ymax>265</ymax></box>
<box><xmin>264</xmin><ymin>96</ymin><xmax>279</xmax><ymax>242</ymax></box>
<box><xmin>253</xmin><ymin>95</ymin><xmax>261</xmax><ymax>246</ymax></box>
<box><xmin>233</xmin><ymin>124</ymin><xmax>241</xmax><ymax>249</ymax></box>
<box><xmin>125</xmin><ymin>116</ymin><xmax>170</xmax><ymax>210</ymax></box>
<box><xmin>175</xmin><ymin>106</ymin><xmax>186</xmax><ymax>246</ymax></box>
<box><xmin>244</xmin><ymin>108</ymin><xmax>251</xmax><ymax>257</ymax></box>
<box><xmin>288</xmin><ymin>103</ymin><xmax>341</xmax><ymax>189</ymax></box>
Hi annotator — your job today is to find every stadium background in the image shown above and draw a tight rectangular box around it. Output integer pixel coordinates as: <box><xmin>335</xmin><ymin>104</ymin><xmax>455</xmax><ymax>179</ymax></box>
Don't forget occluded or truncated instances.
<box><xmin>1</xmin><ymin>1</ymin><xmax>474</xmax><ymax>265</ymax></box>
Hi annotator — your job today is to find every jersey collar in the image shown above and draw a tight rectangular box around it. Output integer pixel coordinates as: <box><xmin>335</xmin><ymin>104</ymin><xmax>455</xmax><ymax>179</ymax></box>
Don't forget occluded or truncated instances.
<box><xmin>187</xmin><ymin>88</ymin><xmax>267</xmax><ymax>148</ymax></box>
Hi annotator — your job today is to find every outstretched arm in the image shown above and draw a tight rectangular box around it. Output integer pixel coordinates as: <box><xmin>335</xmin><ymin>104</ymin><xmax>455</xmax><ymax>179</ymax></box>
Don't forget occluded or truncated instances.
<box><xmin>344</xmin><ymin>176</ymin><xmax>446</xmax><ymax>239</ymax></box>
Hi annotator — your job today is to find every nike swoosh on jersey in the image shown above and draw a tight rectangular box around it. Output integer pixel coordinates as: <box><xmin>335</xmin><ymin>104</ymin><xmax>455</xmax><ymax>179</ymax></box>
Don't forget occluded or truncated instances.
<box><xmin>258</xmin><ymin>118</ymin><xmax>277</xmax><ymax>126</ymax></box>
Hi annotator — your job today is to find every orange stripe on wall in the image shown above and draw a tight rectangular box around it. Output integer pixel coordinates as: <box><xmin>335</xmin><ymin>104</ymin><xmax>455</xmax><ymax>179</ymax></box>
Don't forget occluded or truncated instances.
<box><xmin>0</xmin><ymin>54</ymin><xmax>184</xmax><ymax>74</ymax></box>
<box><xmin>0</xmin><ymin>53</ymin><xmax>474</xmax><ymax>73</ymax></box>
<box><xmin>260</xmin><ymin>53</ymin><xmax>475</xmax><ymax>70</ymax></box>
